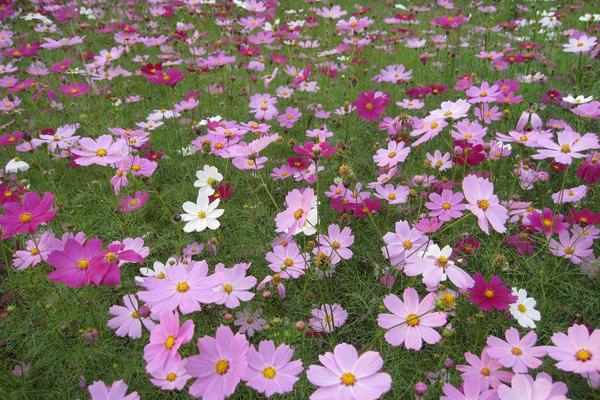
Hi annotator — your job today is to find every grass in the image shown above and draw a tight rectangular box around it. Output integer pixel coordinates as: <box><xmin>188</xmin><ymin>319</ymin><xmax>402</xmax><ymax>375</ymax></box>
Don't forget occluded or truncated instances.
<box><xmin>1</xmin><ymin>0</ymin><xmax>600</xmax><ymax>399</ymax></box>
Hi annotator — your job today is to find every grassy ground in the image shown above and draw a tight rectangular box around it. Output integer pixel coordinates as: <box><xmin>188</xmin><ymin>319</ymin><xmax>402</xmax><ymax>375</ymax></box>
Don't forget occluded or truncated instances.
<box><xmin>1</xmin><ymin>0</ymin><xmax>600</xmax><ymax>399</ymax></box>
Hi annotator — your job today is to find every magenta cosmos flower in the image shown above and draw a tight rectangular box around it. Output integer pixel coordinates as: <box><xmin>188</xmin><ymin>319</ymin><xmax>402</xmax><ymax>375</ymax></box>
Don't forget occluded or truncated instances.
<box><xmin>377</xmin><ymin>287</ymin><xmax>447</xmax><ymax>350</ymax></box>
<box><xmin>0</xmin><ymin>191</ymin><xmax>57</xmax><ymax>239</ymax></box>
<box><xmin>306</xmin><ymin>343</ymin><xmax>392</xmax><ymax>400</ymax></box>
<box><xmin>547</xmin><ymin>324</ymin><xmax>600</xmax><ymax>373</ymax></box>
<box><xmin>186</xmin><ymin>325</ymin><xmax>250</xmax><ymax>400</ymax></box>
<box><xmin>143</xmin><ymin>310</ymin><xmax>194</xmax><ymax>373</ymax></box>
<box><xmin>60</xmin><ymin>82</ymin><xmax>90</xmax><ymax>97</ymax></box>
<box><xmin>88</xmin><ymin>380</ymin><xmax>139</xmax><ymax>400</ymax></box>
<box><xmin>137</xmin><ymin>260</ymin><xmax>223</xmax><ymax>315</ymax></box>
<box><xmin>47</xmin><ymin>237</ymin><xmax>103</xmax><ymax>288</ymax></box>
<box><xmin>119</xmin><ymin>191</ymin><xmax>149</xmax><ymax>213</ymax></box>
<box><xmin>486</xmin><ymin>328</ymin><xmax>547</xmax><ymax>373</ymax></box>
<box><xmin>468</xmin><ymin>273</ymin><xmax>517</xmax><ymax>311</ymax></box>
<box><xmin>353</xmin><ymin>91</ymin><xmax>389</xmax><ymax>121</ymax></box>
<box><xmin>462</xmin><ymin>175</ymin><xmax>508</xmax><ymax>234</ymax></box>
<box><xmin>244</xmin><ymin>340</ymin><xmax>303</xmax><ymax>397</ymax></box>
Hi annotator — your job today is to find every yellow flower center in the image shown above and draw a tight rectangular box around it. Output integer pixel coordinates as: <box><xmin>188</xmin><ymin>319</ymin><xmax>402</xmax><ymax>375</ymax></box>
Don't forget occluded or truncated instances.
<box><xmin>30</xmin><ymin>248</ymin><xmax>40</xmax><ymax>255</ymax></box>
<box><xmin>511</xmin><ymin>347</ymin><xmax>522</xmax><ymax>356</ymax></box>
<box><xmin>403</xmin><ymin>240</ymin><xmax>413</xmax><ymax>250</ymax></box>
<box><xmin>543</xmin><ymin>218</ymin><xmax>553</xmax><ymax>228</ymax></box>
<box><xmin>560</xmin><ymin>144</ymin><xmax>571</xmax><ymax>153</ymax></box>
<box><xmin>480</xmin><ymin>367</ymin><xmax>490</xmax><ymax>376</ymax></box>
<box><xmin>564</xmin><ymin>247</ymin><xmax>575</xmax><ymax>255</ymax></box>
<box><xmin>340</xmin><ymin>372</ymin><xmax>357</xmax><ymax>386</ymax></box>
<box><xmin>263</xmin><ymin>366</ymin><xmax>277</xmax><ymax>379</ymax></box>
<box><xmin>518</xmin><ymin>304</ymin><xmax>527</xmax><ymax>313</ymax></box>
<box><xmin>441</xmin><ymin>293</ymin><xmax>455</xmax><ymax>308</ymax></box>
<box><xmin>442</xmin><ymin>202</ymin><xmax>451</xmax><ymax>210</ymax></box>
<box><xmin>283</xmin><ymin>258</ymin><xmax>294</xmax><ymax>267</ymax></box>
<box><xmin>437</xmin><ymin>256</ymin><xmax>448</xmax><ymax>267</ymax></box>
<box><xmin>104</xmin><ymin>252</ymin><xmax>118</xmax><ymax>262</ymax></box>
<box><xmin>176</xmin><ymin>282</ymin><xmax>190</xmax><ymax>292</ymax></box>
<box><xmin>365</xmin><ymin>102</ymin><xmax>373</xmax><ymax>110</ymax></box>
<box><xmin>131</xmin><ymin>164</ymin><xmax>141</xmax><ymax>171</ymax></box>
<box><xmin>155</xmin><ymin>272</ymin><xmax>166</xmax><ymax>279</ymax></box>
<box><xmin>406</xmin><ymin>313</ymin><xmax>420</xmax><ymax>327</ymax></box>
<box><xmin>478</xmin><ymin>199</ymin><xmax>490</xmax><ymax>211</ymax></box>
<box><xmin>164</xmin><ymin>335</ymin><xmax>176</xmax><ymax>349</ymax></box>
<box><xmin>166</xmin><ymin>372</ymin><xmax>177</xmax><ymax>381</ymax></box>
<box><xmin>294</xmin><ymin>209</ymin><xmax>304</xmax><ymax>220</ymax></box>
<box><xmin>388</xmin><ymin>151</ymin><xmax>396</xmax><ymax>158</ymax></box>
<box><xmin>484</xmin><ymin>289</ymin><xmax>495</xmax><ymax>298</ymax></box>
<box><xmin>197</xmin><ymin>211</ymin><xmax>207</xmax><ymax>218</ymax></box>
<box><xmin>223</xmin><ymin>283</ymin><xmax>233</xmax><ymax>294</ymax></box>
<box><xmin>215</xmin><ymin>359</ymin><xmax>230</xmax><ymax>375</ymax></box>
<box><xmin>96</xmin><ymin>148</ymin><xmax>107</xmax><ymax>157</ymax></box>
<box><xmin>19</xmin><ymin>212</ymin><xmax>32</xmax><ymax>223</ymax></box>
<box><xmin>576</xmin><ymin>349</ymin><xmax>591</xmax><ymax>361</ymax></box>
<box><xmin>129</xmin><ymin>199</ymin><xmax>139</xmax><ymax>207</ymax></box>
<box><xmin>77</xmin><ymin>258</ymin><xmax>89</xmax><ymax>270</ymax></box>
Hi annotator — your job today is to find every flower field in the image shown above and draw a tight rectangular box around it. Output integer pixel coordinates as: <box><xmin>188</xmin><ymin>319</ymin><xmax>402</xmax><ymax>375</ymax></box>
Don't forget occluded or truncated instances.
<box><xmin>0</xmin><ymin>0</ymin><xmax>599</xmax><ymax>399</ymax></box>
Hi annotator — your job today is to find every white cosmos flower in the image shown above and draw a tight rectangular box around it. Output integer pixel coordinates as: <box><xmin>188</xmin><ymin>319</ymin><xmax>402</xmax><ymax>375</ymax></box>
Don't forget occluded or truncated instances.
<box><xmin>194</xmin><ymin>165</ymin><xmax>223</xmax><ymax>196</ymax></box>
<box><xmin>5</xmin><ymin>158</ymin><xmax>29</xmax><ymax>173</ymax></box>
<box><xmin>181</xmin><ymin>193</ymin><xmax>224</xmax><ymax>233</ymax></box>
<box><xmin>134</xmin><ymin>258</ymin><xmax>176</xmax><ymax>283</ymax></box>
<box><xmin>509</xmin><ymin>288</ymin><xmax>541</xmax><ymax>329</ymax></box>
<box><xmin>562</xmin><ymin>94</ymin><xmax>594</xmax><ymax>105</ymax></box>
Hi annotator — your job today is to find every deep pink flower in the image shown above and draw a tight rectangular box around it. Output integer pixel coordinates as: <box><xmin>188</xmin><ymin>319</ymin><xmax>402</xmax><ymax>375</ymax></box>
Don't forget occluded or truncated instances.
<box><xmin>468</xmin><ymin>273</ymin><xmax>517</xmax><ymax>311</ymax></box>
<box><xmin>527</xmin><ymin>208</ymin><xmax>568</xmax><ymax>237</ymax></box>
<box><xmin>0</xmin><ymin>192</ymin><xmax>57</xmax><ymax>239</ymax></box>
<box><xmin>353</xmin><ymin>91</ymin><xmax>389</xmax><ymax>121</ymax></box>
<box><xmin>47</xmin><ymin>237</ymin><xmax>103</xmax><ymax>288</ymax></box>
<box><xmin>60</xmin><ymin>82</ymin><xmax>89</xmax><ymax>97</ymax></box>
<box><xmin>119</xmin><ymin>191</ymin><xmax>149</xmax><ymax>213</ymax></box>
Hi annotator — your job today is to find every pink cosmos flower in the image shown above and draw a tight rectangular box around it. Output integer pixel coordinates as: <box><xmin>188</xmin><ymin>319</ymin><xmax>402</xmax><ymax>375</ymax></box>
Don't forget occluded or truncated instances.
<box><xmin>144</xmin><ymin>311</ymin><xmax>194</xmax><ymax>373</ymax></box>
<box><xmin>466</xmin><ymin>82</ymin><xmax>500</xmax><ymax>103</ymax></box>
<box><xmin>373</xmin><ymin>183</ymin><xmax>409</xmax><ymax>205</ymax></box>
<box><xmin>119</xmin><ymin>191</ymin><xmax>149</xmax><ymax>213</ymax></box>
<box><xmin>527</xmin><ymin>208</ymin><xmax>569</xmax><ymax>237</ymax></box>
<box><xmin>425</xmin><ymin>190</ymin><xmax>466</xmax><ymax>221</ymax></box>
<box><xmin>0</xmin><ymin>191</ymin><xmax>57</xmax><ymax>239</ymax></box>
<box><xmin>275</xmin><ymin>188</ymin><xmax>315</xmax><ymax>234</ymax></box>
<box><xmin>549</xmin><ymin>230</ymin><xmax>594</xmax><ymax>264</ymax></box>
<box><xmin>265</xmin><ymin>243</ymin><xmax>308</xmax><ymax>279</ymax></box>
<box><xmin>373</xmin><ymin>140</ymin><xmax>411</xmax><ymax>168</ymax></box>
<box><xmin>72</xmin><ymin>135</ymin><xmax>126</xmax><ymax>167</ymax></box>
<box><xmin>404</xmin><ymin>244</ymin><xmax>474</xmax><ymax>290</ymax></box>
<box><xmin>108</xmin><ymin>294</ymin><xmax>155</xmax><ymax>339</ymax></box>
<box><xmin>462</xmin><ymin>175</ymin><xmax>508</xmax><ymax>234</ymax></box>
<box><xmin>88</xmin><ymin>380</ymin><xmax>139</xmax><ymax>400</ymax></box>
<box><xmin>12</xmin><ymin>230</ymin><xmax>61</xmax><ymax>269</ymax></box>
<box><xmin>306</xmin><ymin>343</ymin><xmax>392</xmax><ymax>400</ymax></box>
<box><xmin>497</xmin><ymin>372</ymin><xmax>569</xmax><ymax>400</ymax></box>
<box><xmin>382</xmin><ymin>220</ymin><xmax>428</xmax><ymax>267</ymax></box>
<box><xmin>551</xmin><ymin>185</ymin><xmax>587</xmax><ymax>204</ymax></box>
<box><xmin>547</xmin><ymin>324</ymin><xmax>600</xmax><ymax>373</ymax></box>
<box><xmin>47</xmin><ymin>237</ymin><xmax>103</xmax><ymax>288</ymax></box>
<box><xmin>60</xmin><ymin>82</ymin><xmax>90</xmax><ymax>97</ymax></box>
<box><xmin>137</xmin><ymin>260</ymin><xmax>223</xmax><ymax>315</ymax></box>
<box><xmin>468</xmin><ymin>273</ymin><xmax>517</xmax><ymax>311</ymax></box>
<box><xmin>532</xmin><ymin>130</ymin><xmax>600</xmax><ymax>165</ymax></box>
<box><xmin>186</xmin><ymin>325</ymin><xmax>250</xmax><ymax>400</ymax></box>
<box><xmin>249</xmin><ymin>93</ymin><xmax>278</xmax><ymax>121</ymax></box>
<box><xmin>440</xmin><ymin>378</ymin><xmax>497</xmax><ymax>400</ymax></box>
<box><xmin>456</xmin><ymin>349</ymin><xmax>513</xmax><ymax>390</ymax></box>
<box><xmin>353</xmin><ymin>91</ymin><xmax>389</xmax><ymax>121</ymax></box>
<box><xmin>212</xmin><ymin>262</ymin><xmax>256</xmax><ymax>308</ymax></box>
<box><xmin>149</xmin><ymin>356</ymin><xmax>190</xmax><ymax>391</ymax></box>
<box><xmin>486</xmin><ymin>328</ymin><xmax>547</xmax><ymax>373</ymax></box>
<box><xmin>377</xmin><ymin>287</ymin><xmax>447</xmax><ymax>350</ymax></box>
<box><xmin>315</xmin><ymin>224</ymin><xmax>354</xmax><ymax>265</ymax></box>
<box><xmin>277</xmin><ymin>106</ymin><xmax>301</xmax><ymax>129</ymax></box>
<box><xmin>244</xmin><ymin>340</ymin><xmax>303</xmax><ymax>397</ymax></box>
<box><xmin>87</xmin><ymin>242</ymin><xmax>143</xmax><ymax>286</ymax></box>
<box><xmin>309</xmin><ymin>303</ymin><xmax>348</xmax><ymax>333</ymax></box>
<box><xmin>146</xmin><ymin>68</ymin><xmax>185</xmax><ymax>87</ymax></box>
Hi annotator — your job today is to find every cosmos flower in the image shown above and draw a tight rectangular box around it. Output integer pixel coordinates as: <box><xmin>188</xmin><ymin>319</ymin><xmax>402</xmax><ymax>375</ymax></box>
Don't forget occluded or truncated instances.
<box><xmin>468</xmin><ymin>273</ymin><xmax>517</xmax><ymax>311</ymax></box>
